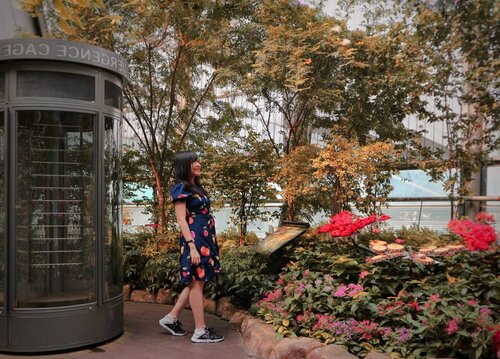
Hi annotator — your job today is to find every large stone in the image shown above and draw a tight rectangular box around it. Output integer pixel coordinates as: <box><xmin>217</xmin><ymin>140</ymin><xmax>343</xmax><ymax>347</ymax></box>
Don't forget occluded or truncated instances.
<box><xmin>365</xmin><ymin>352</ymin><xmax>391</xmax><ymax>359</ymax></box>
<box><xmin>227</xmin><ymin>311</ymin><xmax>248</xmax><ymax>331</ymax></box>
<box><xmin>204</xmin><ymin>298</ymin><xmax>217</xmax><ymax>314</ymax></box>
<box><xmin>242</xmin><ymin>317</ymin><xmax>280</xmax><ymax>358</ymax></box>
<box><xmin>123</xmin><ymin>284</ymin><xmax>131</xmax><ymax>301</ymax></box>
<box><xmin>241</xmin><ymin>316</ymin><xmax>264</xmax><ymax>336</ymax></box>
<box><xmin>156</xmin><ymin>288</ymin><xmax>173</xmax><ymax>305</ymax></box>
<box><xmin>270</xmin><ymin>337</ymin><xmax>324</xmax><ymax>359</ymax></box>
<box><xmin>216</xmin><ymin>296</ymin><xmax>237</xmax><ymax>320</ymax></box>
<box><xmin>130</xmin><ymin>289</ymin><xmax>156</xmax><ymax>303</ymax></box>
<box><xmin>308</xmin><ymin>345</ymin><xmax>358</xmax><ymax>359</ymax></box>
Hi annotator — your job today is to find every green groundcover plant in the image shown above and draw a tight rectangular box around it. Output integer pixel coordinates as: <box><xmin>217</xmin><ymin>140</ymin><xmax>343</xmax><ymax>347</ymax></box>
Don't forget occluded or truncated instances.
<box><xmin>255</xmin><ymin>211</ymin><xmax>499</xmax><ymax>359</ymax></box>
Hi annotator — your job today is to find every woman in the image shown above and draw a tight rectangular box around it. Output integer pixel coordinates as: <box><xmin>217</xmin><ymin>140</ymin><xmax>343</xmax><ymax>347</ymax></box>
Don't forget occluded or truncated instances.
<box><xmin>159</xmin><ymin>151</ymin><xmax>224</xmax><ymax>343</ymax></box>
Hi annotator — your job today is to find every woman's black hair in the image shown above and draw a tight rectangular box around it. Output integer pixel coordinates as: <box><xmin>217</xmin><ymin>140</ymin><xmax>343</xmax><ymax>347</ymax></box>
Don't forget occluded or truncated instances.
<box><xmin>173</xmin><ymin>151</ymin><xmax>207</xmax><ymax>196</ymax></box>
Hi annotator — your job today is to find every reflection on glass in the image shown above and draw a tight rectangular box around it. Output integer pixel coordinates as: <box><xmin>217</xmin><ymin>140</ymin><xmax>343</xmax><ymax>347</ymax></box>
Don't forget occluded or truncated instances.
<box><xmin>104</xmin><ymin>116</ymin><xmax>122</xmax><ymax>299</ymax></box>
<box><xmin>0</xmin><ymin>112</ymin><xmax>4</xmax><ymax>309</ymax></box>
<box><xmin>16</xmin><ymin>111</ymin><xmax>96</xmax><ymax>308</ymax></box>
<box><xmin>0</xmin><ymin>73</ymin><xmax>5</xmax><ymax>99</ymax></box>
<box><xmin>104</xmin><ymin>81</ymin><xmax>122</xmax><ymax>109</ymax></box>
<box><xmin>17</xmin><ymin>71</ymin><xmax>95</xmax><ymax>101</ymax></box>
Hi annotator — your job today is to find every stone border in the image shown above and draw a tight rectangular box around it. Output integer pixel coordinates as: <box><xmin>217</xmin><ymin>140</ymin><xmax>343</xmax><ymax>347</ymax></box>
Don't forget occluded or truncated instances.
<box><xmin>123</xmin><ymin>285</ymin><xmax>390</xmax><ymax>359</ymax></box>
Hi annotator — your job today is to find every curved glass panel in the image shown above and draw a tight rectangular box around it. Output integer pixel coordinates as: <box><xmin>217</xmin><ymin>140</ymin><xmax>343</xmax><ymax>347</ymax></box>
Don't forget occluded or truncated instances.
<box><xmin>0</xmin><ymin>72</ymin><xmax>5</xmax><ymax>99</ymax></box>
<box><xmin>16</xmin><ymin>110</ymin><xmax>96</xmax><ymax>308</ymax></box>
<box><xmin>104</xmin><ymin>116</ymin><xmax>122</xmax><ymax>299</ymax></box>
<box><xmin>17</xmin><ymin>71</ymin><xmax>95</xmax><ymax>101</ymax></box>
<box><xmin>0</xmin><ymin>111</ymin><xmax>4</xmax><ymax>309</ymax></box>
<box><xmin>104</xmin><ymin>81</ymin><xmax>122</xmax><ymax>109</ymax></box>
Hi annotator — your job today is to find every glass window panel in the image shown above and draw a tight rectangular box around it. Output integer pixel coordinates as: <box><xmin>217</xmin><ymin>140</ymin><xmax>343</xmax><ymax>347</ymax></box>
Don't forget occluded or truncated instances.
<box><xmin>486</xmin><ymin>166</ymin><xmax>500</xmax><ymax>232</ymax></box>
<box><xmin>104</xmin><ymin>116</ymin><xmax>122</xmax><ymax>299</ymax></box>
<box><xmin>17</xmin><ymin>71</ymin><xmax>95</xmax><ymax>101</ymax></box>
<box><xmin>104</xmin><ymin>81</ymin><xmax>123</xmax><ymax>109</ymax></box>
<box><xmin>0</xmin><ymin>112</ymin><xmax>4</xmax><ymax>310</ymax></box>
<box><xmin>16</xmin><ymin>110</ymin><xmax>96</xmax><ymax>308</ymax></box>
<box><xmin>0</xmin><ymin>72</ymin><xmax>5</xmax><ymax>99</ymax></box>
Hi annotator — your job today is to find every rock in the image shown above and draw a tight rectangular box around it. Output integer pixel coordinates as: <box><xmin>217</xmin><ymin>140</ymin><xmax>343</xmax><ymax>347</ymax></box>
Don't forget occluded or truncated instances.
<box><xmin>365</xmin><ymin>352</ymin><xmax>391</xmax><ymax>359</ymax></box>
<box><xmin>123</xmin><ymin>284</ymin><xmax>131</xmax><ymax>301</ymax></box>
<box><xmin>270</xmin><ymin>337</ymin><xmax>323</xmax><ymax>359</ymax></box>
<box><xmin>242</xmin><ymin>316</ymin><xmax>280</xmax><ymax>358</ymax></box>
<box><xmin>216</xmin><ymin>296</ymin><xmax>237</xmax><ymax>320</ymax></box>
<box><xmin>204</xmin><ymin>298</ymin><xmax>217</xmax><ymax>314</ymax></box>
<box><xmin>308</xmin><ymin>345</ymin><xmax>358</xmax><ymax>359</ymax></box>
<box><xmin>227</xmin><ymin>311</ymin><xmax>248</xmax><ymax>331</ymax></box>
<box><xmin>130</xmin><ymin>289</ymin><xmax>155</xmax><ymax>303</ymax></box>
<box><xmin>156</xmin><ymin>288</ymin><xmax>173</xmax><ymax>305</ymax></box>
<box><xmin>241</xmin><ymin>316</ymin><xmax>263</xmax><ymax>335</ymax></box>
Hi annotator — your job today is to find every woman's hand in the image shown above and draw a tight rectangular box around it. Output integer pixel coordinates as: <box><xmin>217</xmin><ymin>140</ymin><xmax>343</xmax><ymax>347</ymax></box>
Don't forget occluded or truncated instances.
<box><xmin>189</xmin><ymin>245</ymin><xmax>201</xmax><ymax>265</ymax></box>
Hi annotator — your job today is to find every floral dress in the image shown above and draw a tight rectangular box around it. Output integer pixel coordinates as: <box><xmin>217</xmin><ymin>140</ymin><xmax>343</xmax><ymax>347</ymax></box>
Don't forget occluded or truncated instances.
<box><xmin>171</xmin><ymin>183</ymin><xmax>221</xmax><ymax>285</ymax></box>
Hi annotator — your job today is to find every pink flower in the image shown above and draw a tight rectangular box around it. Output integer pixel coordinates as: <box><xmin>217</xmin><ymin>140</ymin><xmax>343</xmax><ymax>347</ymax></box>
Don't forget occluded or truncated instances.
<box><xmin>347</xmin><ymin>283</ymin><xmax>364</xmax><ymax>296</ymax></box>
<box><xmin>359</xmin><ymin>270</ymin><xmax>369</xmax><ymax>279</ymax></box>
<box><xmin>395</xmin><ymin>238</ymin><xmax>404</xmax><ymax>244</ymax></box>
<box><xmin>334</xmin><ymin>285</ymin><xmax>348</xmax><ymax>297</ymax></box>
<box><xmin>467</xmin><ymin>299</ymin><xmax>478</xmax><ymax>306</ymax></box>
<box><xmin>429</xmin><ymin>293</ymin><xmax>440</xmax><ymax>302</ymax></box>
<box><xmin>277</xmin><ymin>278</ymin><xmax>283</xmax><ymax>285</ymax></box>
<box><xmin>447</xmin><ymin>318</ymin><xmax>460</xmax><ymax>335</ymax></box>
<box><xmin>372</xmin><ymin>227</ymin><xmax>381</xmax><ymax>234</ymax></box>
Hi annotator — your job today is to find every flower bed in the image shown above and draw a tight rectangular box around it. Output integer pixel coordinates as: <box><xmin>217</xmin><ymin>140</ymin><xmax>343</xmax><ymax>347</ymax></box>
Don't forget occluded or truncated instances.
<box><xmin>254</xmin><ymin>211</ymin><xmax>499</xmax><ymax>358</ymax></box>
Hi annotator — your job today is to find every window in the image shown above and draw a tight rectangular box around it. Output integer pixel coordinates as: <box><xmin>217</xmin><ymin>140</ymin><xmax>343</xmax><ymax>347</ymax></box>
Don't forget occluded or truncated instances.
<box><xmin>0</xmin><ymin>111</ymin><xmax>4</xmax><ymax>309</ymax></box>
<box><xmin>16</xmin><ymin>110</ymin><xmax>96</xmax><ymax>308</ymax></box>
<box><xmin>17</xmin><ymin>71</ymin><xmax>95</xmax><ymax>101</ymax></box>
<box><xmin>104</xmin><ymin>116</ymin><xmax>123</xmax><ymax>299</ymax></box>
<box><xmin>0</xmin><ymin>73</ymin><xmax>5</xmax><ymax>100</ymax></box>
<box><xmin>104</xmin><ymin>81</ymin><xmax>123</xmax><ymax>109</ymax></box>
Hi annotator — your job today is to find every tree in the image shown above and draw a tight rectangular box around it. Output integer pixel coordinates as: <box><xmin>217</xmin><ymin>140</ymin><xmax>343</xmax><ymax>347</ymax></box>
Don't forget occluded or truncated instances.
<box><xmin>204</xmin><ymin>131</ymin><xmax>277</xmax><ymax>242</ymax></box>
<box><xmin>342</xmin><ymin>0</ymin><xmax>500</xmax><ymax>218</ymax></box>
<box><xmin>279</xmin><ymin>132</ymin><xmax>401</xmax><ymax>217</ymax></box>
<box><xmin>23</xmin><ymin>0</ymin><xmax>260</xmax><ymax>230</ymax></box>
<box><xmin>398</xmin><ymin>0</ymin><xmax>500</xmax><ymax>218</ymax></box>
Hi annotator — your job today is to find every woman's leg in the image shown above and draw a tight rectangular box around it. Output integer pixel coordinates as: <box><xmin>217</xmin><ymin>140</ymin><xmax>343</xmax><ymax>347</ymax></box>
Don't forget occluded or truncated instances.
<box><xmin>189</xmin><ymin>281</ymin><xmax>206</xmax><ymax>330</ymax></box>
<box><xmin>169</xmin><ymin>285</ymin><xmax>190</xmax><ymax>319</ymax></box>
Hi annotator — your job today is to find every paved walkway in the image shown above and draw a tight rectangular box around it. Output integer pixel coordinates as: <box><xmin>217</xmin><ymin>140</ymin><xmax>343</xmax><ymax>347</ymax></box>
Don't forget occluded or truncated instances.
<box><xmin>0</xmin><ymin>302</ymin><xmax>250</xmax><ymax>359</ymax></box>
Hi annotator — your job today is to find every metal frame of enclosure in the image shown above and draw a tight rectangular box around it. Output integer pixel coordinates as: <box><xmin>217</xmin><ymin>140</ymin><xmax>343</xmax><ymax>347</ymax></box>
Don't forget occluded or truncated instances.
<box><xmin>0</xmin><ymin>38</ymin><xmax>128</xmax><ymax>352</ymax></box>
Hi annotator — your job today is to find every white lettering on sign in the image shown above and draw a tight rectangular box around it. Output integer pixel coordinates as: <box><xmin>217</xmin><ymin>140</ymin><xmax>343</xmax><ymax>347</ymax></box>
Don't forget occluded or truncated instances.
<box><xmin>0</xmin><ymin>40</ymin><xmax>128</xmax><ymax>78</ymax></box>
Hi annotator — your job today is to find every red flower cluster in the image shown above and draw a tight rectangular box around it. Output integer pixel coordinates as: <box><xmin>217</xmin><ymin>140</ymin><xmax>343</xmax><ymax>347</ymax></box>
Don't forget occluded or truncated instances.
<box><xmin>475</xmin><ymin>211</ymin><xmax>496</xmax><ymax>224</ymax></box>
<box><xmin>447</xmin><ymin>219</ymin><xmax>497</xmax><ymax>251</ymax></box>
<box><xmin>316</xmin><ymin>211</ymin><xmax>391</xmax><ymax>238</ymax></box>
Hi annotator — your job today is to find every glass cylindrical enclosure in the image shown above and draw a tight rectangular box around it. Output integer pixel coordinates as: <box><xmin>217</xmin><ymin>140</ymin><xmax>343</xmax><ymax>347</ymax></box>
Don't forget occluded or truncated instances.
<box><xmin>0</xmin><ymin>38</ymin><xmax>128</xmax><ymax>352</ymax></box>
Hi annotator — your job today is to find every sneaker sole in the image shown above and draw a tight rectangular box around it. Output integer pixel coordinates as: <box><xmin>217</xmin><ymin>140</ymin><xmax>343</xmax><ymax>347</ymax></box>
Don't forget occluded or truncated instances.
<box><xmin>191</xmin><ymin>337</ymin><xmax>224</xmax><ymax>343</ymax></box>
<box><xmin>159</xmin><ymin>320</ymin><xmax>187</xmax><ymax>336</ymax></box>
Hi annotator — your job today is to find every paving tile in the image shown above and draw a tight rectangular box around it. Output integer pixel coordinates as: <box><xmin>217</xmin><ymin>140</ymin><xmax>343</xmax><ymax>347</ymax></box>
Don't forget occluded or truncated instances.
<box><xmin>0</xmin><ymin>302</ymin><xmax>249</xmax><ymax>359</ymax></box>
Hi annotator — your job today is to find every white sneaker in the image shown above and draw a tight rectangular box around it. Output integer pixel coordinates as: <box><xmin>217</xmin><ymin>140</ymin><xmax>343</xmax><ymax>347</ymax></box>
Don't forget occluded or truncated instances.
<box><xmin>159</xmin><ymin>315</ymin><xmax>187</xmax><ymax>336</ymax></box>
<box><xmin>191</xmin><ymin>327</ymin><xmax>224</xmax><ymax>343</ymax></box>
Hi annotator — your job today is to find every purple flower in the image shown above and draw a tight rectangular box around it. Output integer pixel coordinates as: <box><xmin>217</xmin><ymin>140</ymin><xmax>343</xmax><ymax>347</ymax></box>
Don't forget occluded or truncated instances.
<box><xmin>396</xmin><ymin>328</ymin><xmax>412</xmax><ymax>343</ymax></box>
<box><xmin>324</xmin><ymin>274</ymin><xmax>334</xmax><ymax>283</ymax></box>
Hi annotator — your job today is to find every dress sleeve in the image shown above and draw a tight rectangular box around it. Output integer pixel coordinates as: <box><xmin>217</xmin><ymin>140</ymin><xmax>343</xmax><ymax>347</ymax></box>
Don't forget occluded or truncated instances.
<box><xmin>170</xmin><ymin>183</ymin><xmax>193</xmax><ymax>203</ymax></box>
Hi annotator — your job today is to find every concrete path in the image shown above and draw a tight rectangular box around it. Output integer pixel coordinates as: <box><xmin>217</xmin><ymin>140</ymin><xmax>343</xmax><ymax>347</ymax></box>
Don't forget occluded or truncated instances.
<box><xmin>0</xmin><ymin>302</ymin><xmax>250</xmax><ymax>359</ymax></box>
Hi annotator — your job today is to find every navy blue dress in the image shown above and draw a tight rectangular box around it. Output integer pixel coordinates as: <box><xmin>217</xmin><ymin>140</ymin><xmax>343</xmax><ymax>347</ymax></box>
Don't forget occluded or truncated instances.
<box><xmin>171</xmin><ymin>183</ymin><xmax>221</xmax><ymax>285</ymax></box>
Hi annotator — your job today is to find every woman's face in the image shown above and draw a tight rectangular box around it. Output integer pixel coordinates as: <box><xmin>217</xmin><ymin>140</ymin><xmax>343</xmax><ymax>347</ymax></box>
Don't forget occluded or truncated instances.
<box><xmin>190</xmin><ymin>159</ymin><xmax>201</xmax><ymax>178</ymax></box>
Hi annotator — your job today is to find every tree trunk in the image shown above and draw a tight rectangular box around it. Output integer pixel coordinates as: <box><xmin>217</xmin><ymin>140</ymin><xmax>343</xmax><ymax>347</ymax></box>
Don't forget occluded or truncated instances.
<box><xmin>150</xmin><ymin>158</ymin><xmax>166</xmax><ymax>232</ymax></box>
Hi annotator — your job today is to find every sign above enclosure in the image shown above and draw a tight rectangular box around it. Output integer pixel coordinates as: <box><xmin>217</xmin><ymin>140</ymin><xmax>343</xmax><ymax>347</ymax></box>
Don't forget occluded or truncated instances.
<box><xmin>0</xmin><ymin>38</ymin><xmax>128</xmax><ymax>79</ymax></box>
